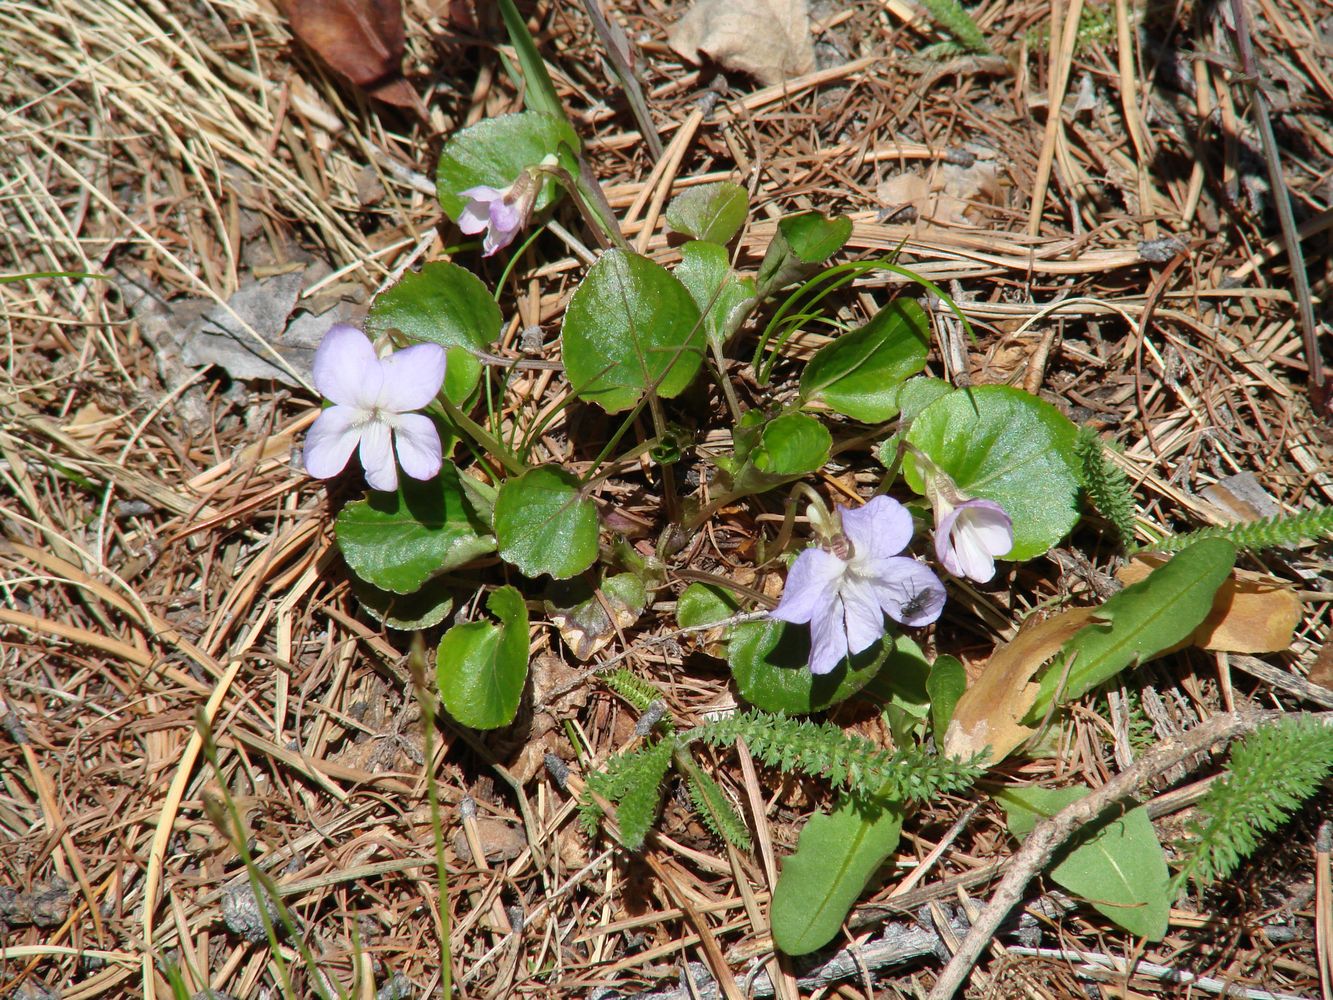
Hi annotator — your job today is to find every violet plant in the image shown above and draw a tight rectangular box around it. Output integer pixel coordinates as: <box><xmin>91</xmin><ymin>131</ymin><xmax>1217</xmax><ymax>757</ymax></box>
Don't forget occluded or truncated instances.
<box><xmin>295</xmin><ymin>0</ymin><xmax>1326</xmax><ymax>967</ymax></box>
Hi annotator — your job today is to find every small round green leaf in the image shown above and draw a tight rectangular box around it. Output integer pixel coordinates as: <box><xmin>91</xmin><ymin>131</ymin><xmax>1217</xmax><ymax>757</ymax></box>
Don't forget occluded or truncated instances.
<box><xmin>365</xmin><ymin>262</ymin><xmax>501</xmax><ymax>403</ymax></box>
<box><xmin>664</xmin><ymin>182</ymin><xmax>749</xmax><ymax>245</ymax></box>
<box><xmin>753</xmin><ymin>412</ymin><xmax>831</xmax><ymax>476</ymax></box>
<box><xmin>436</xmin><ymin>585</ymin><xmax>530</xmax><ymax>729</ymax></box>
<box><xmin>677</xmin><ymin>582</ymin><xmax>739</xmax><ymax>630</ymax></box>
<box><xmin>335</xmin><ymin>463</ymin><xmax>497</xmax><ymax>594</ymax></box>
<box><xmin>800</xmin><ymin>300</ymin><xmax>931</xmax><ymax>422</ymax></box>
<box><xmin>561</xmin><ymin>249</ymin><xmax>705</xmax><ymax>412</ymax></box>
<box><xmin>727</xmin><ymin>618</ymin><xmax>890</xmax><ymax>714</ymax></box>
<box><xmin>494</xmin><ymin>465</ymin><xmax>599</xmax><ymax>579</ymax></box>
<box><xmin>435</xmin><ymin>111</ymin><xmax>579</xmax><ymax>220</ymax></box>
<box><xmin>904</xmin><ymin>385</ymin><xmax>1081</xmax><ymax>559</ymax></box>
<box><xmin>351</xmin><ymin>576</ymin><xmax>454</xmax><ymax>631</ymax></box>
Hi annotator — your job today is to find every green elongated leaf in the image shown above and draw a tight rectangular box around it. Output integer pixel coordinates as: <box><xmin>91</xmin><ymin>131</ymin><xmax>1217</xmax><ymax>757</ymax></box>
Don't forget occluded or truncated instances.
<box><xmin>999</xmin><ymin>785</ymin><xmax>1170</xmax><ymax>940</ymax></box>
<box><xmin>436</xmin><ymin>585</ymin><xmax>531</xmax><ymax>729</ymax></box>
<box><xmin>665</xmin><ymin>182</ymin><xmax>749</xmax><ymax>244</ymax></box>
<box><xmin>351</xmin><ymin>576</ymin><xmax>454</xmax><ymax>630</ymax></box>
<box><xmin>561</xmin><ymin>249</ymin><xmax>705</xmax><ymax>412</ymax></box>
<box><xmin>495</xmin><ymin>0</ymin><xmax>564</xmax><ymax>120</ymax></box>
<box><xmin>674</xmin><ymin>240</ymin><xmax>757</xmax><ymax>349</ymax></box>
<box><xmin>677</xmin><ymin>582</ymin><xmax>739</xmax><ymax>629</ymax></box>
<box><xmin>728</xmin><ymin>620</ymin><xmax>902</xmax><ymax>714</ymax></box>
<box><xmin>365</xmin><ymin>262</ymin><xmax>499</xmax><ymax>404</ymax></box>
<box><xmin>335</xmin><ymin>463</ymin><xmax>496</xmax><ymax>593</ymax></box>
<box><xmin>904</xmin><ymin>385</ymin><xmax>1082</xmax><ymax>559</ymax></box>
<box><xmin>799</xmin><ymin>300</ymin><xmax>931</xmax><ymax>422</ymax></box>
<box><xmin>1027</xmin><ymin>539</ymin><xmax>1236</xmax><ymax>719</ymax></box>
<box><xmin>757</xmin><ymin>211</ymin><xmax>853</xmax><ymax>299</ymax></box>
<box><xmin>926</xmin><ymin>654</ymin><xmax>967</xmax><ymax>741</ymax></box>
<box><xmin>771</xmin><ymin>794</ymin><xmax>904</xmax><ymax>955</ymax></box>
<box><xmin>493</xmin><ymin>465</ymin><xmax>599</xmax><ymax>579</ymax></box>
<box><xmin>436</xmin><ymin>111</ymin><xmax>578</xmax><ymax>220</ymax></box>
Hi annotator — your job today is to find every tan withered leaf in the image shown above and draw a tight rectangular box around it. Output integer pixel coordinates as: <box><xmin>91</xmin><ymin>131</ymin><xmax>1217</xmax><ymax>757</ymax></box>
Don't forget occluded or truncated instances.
<box><xmin>1117</xmin><ymin>556</ymin><xmax>1301</xmax><ymax>654</ymax></box>
<box><xmin>284</xmin><ymin>0</ymin><xmax>417</xmax><ymax>108</ymax></box>
<box><xmin>668</xmin><ymin>0</ymin><xmax>815</xmax><ymax>87</ymax></box>
<box><xmin>944</xmin><ymin>607</ymin><xmax>1094</xmax><ymax>762</ymax></box>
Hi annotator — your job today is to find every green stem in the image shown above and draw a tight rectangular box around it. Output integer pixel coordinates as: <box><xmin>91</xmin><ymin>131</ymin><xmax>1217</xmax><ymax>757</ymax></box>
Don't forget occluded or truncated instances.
<box><xmin>439</xmin><ymin>396</ymin><xmax>527</xmax><ymax>477</ymax></box>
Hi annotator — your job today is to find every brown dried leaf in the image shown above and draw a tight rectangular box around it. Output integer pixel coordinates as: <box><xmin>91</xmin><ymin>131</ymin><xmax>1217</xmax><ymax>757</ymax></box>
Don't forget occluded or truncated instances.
<box><xmin>1117</xmin><ymin>556</ymin><xmax>1301</xmax><ymax>654</ymax></box>
<box><xmin>668</xmin><ymin>0</ymin><xmax>815</xmax><ymax>87</ymax></box>
<box><xmin>1309</xmin><ymin>637</ymin><xmax>1333</xmax><ymax>691</ymax></box>
<box><xmin>284</xmin><ymin>0</ymin><xmax>415</xmax><ymax>107</ymax></box>
<box><xmin>944</xmin><ymin>607</ymin><xmax>1095</xmax><ymax>761</ymax></box>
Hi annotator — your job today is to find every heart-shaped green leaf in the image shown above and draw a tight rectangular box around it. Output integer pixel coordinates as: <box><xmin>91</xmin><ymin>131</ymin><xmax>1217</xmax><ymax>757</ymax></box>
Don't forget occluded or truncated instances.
<box><xmin>904</xmin><ymin>385</ymin><xmax>1082</xmax><ymax>559</ymax></box>
<box><xmin>674</xmin><ymin>240</ymin><xmax>757</xmax><ymax>349</ymax></box>
<box><xmin>1000</xmin><ymin>785</ymin><xmax>1171</xmax><ymax>940</ymax></box>
<box><xmin>351</xmin><ymin>576</ymin><xmax>454</xmax><ymax>631</ymax></box>
<box><xmin>436</xmin><ymin>111</ymin><xmax>578</xmax><ymax>220</ymax></box>
<box><xmin>677</xmin><ymin>582</ymin><xmax>739</xmax><ymax>630</ymax></box>
<box><xmin>665</xmin><ymin>182</ymin><xmax>749</xmax><ymax>245</ymax></box>
<box><xmin>752</xmin><ymin>411</ymin><xmax>831</xmax><ymax>476</ymax></box>
<box><xmin>757</xmin><ymin>211</ymin><xmax>853</xmax><ymax>299</ymax></box>
<box><xmin>727</xmin><ymin>618</ymin><xmax>893</xmax><ymax>714</ymax></box>
<box><xmin>436</xmin><ymin>585</ymin><xmax>530</xmax><ymax>729</ymax></box>
<box><xmin>493</xmin><ymin>465</ymin><xmax>599</xmax><ymax>579</ymax></box>
<box><xmin>335</xmin><ymin>463</ymin><xmax>496</xmax><ymax>594</ymax></box>
<box><xmin>561</xmin><ymin>249</ymin><xmax>705</xmax><ymax>412</ymax></box>
<box><xmin>365</xmin><ymin>262</ymin><xmax>500</xmax><ymax>404</ymax></box>
<box><xmin>800</xmin><ymin>300</ymin><xmax>931</xmax><ymax>422</ymax></box>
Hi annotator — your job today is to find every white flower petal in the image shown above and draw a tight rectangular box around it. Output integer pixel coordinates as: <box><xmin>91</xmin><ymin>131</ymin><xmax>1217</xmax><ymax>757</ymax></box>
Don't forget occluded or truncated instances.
<box><xmin>936</xmin><ymin>500</ymin><xmax>1012</xmax><ymax>583</ymax></box>
<box><xmin>869</xmin><ymin>557</ymin><xmax>947</xmax><ymax>627</ymax></box>
<box><xmin>394</xmin><ymin>412</ymin><xmax>443</xmax><ymax>481</ymax></box>
<box><xmin>841</xmin><ymin>495</ymin><xmax>913</xmax><ymax>562</ymax></box>
<box><xmin>771</xmin><ymin>548</ymin><xmax>846</xmax><ymax>625</ymax></box>
<box><xmin>303</xmin><ymin>406</ymin><xmax>362</xmax><ymax>479</ymax></box>
<box><xmin>358</xmin><ymin>420</ymin><xmax>398</xmax><ymax>492</ymax></box>
<box><xmin>377</xmin><ymin>343</ymin><xmax>447</xmax><ymax>411</ymax></box>
<box><xmin>840</xmin><ymin>580</ymin><xmax>887</xmax><ymax>656</ymax></box>
<box><xmin>458</xmin><ymin>186</ymin><xmax>505</xmax><ymax>235</ymax></box>
<box><xmin>808</xmin><ymin>595</ymin><xmax>851</xmax><ymax>675</ymax></box>
<box><xmin>312</xmin><ymin>324</ymin><xmax>381</xmax><ymax>407</ymax></box>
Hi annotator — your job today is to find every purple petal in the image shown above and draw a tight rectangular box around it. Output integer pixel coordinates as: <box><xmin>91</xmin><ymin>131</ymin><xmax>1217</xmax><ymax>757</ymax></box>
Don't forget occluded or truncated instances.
<box><xmin>868</xmin><ymin>557</ymin><xmax>947</xmax><ymax>627</ymax></box>
<box><xmin>457</xmin><ymin>186</ymin><xmax>504</xmax><ymax>235</ymax></box>
<box><xmin>358</xmin><ymin>420</ymin><xmax>398</xmax><ymax>492</ymax></box>
<box><xmin>841</xmin><ymin>495</ymin><xmax>913</xmax><ymax>561</ymax></box>
<box><xmin>771</xmin><ymin>547</ymin><xmax>846</xmax><ymax>625</ymax></box>
<box><xmin>808</xmin><ymin>595</ymin><xmax>851</xmax><ymax>675</ymax></box>
<box><xmin>394</xmin><ymin>412</ymin><xmax>443</xmax><ymax>481</ymax></box>
<box><xmin>312</xmin><ymin>324</ymin><xmax>381</xmax><ymax>407</ymax></box>
<box><xmin>377</xmin><ymin>343</ymin><xmax>447</xmax><ymax>411</ymax></box>
<box><xmin>840</xmin><ymin>580</ymin><xmax>887</xmax><ymax>656</ymax></box>
<box><xmin>936</xmin><ymin>499</ymin><xmax>1013</xmax><ymax>583</ymax></box>
<box><xmin>303</xmin><ymin>405</ymin><xmax>362</xmax><ymax>479</ymax></box>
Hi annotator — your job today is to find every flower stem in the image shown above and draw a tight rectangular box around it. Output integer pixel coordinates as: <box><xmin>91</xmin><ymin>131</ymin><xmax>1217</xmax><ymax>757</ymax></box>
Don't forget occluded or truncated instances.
<box><xmin>439</xmin><ymin>395</ymin><xmax>527</xmax><ymax>478</ymax></box>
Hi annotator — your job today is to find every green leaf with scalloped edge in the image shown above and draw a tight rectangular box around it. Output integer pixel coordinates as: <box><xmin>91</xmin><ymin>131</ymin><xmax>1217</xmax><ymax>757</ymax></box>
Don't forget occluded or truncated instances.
<box><xmin>436</xmin><ymin>585</ymin><xmax>530</xmax><ymax>729</ymax></box>
<box><xmin>493</xmin><ymin>465</ymin><xmax>599</xmax><ymax>579</ymax></box>
<box><xmin>561</xmin><ymin>249</ymin><xmax>705</xmax><ymax>412</ymax></box>
<box><xmin>436</xmin><ymin>111</ymin><xmax>578</xmax><ymax>220</ymax></box>
<box><xmin>674</xmin><ymin>240</ymin><xmax>757</xmax><ymax>349</ymax></box>
<box><xmin>800</xmin><ymin>300</ymin><xmax>930</xmax><ymax>422</ymax></box>
<box><xmin>999</xmin><ymin>785</ymin><xmax>1170</xmax><ymax>940</ymax></box>
<box><xmin>365</xmin><ymin>262</ymin><xmax>499</xmax><ymax>404</ymax></box>
<box><xmin>335</xmin><ymin>462</ymin><xmax>496</xmax><ymax>594</ymax></box>
<box><xmin>904</xmin><ymin>385</ymin><xmax>1082</xmax><ymax>560</ymax></box>
<box><xmin>665</xmin><ymin>182</ymin><xmax>749</xmax><ymax>244</ymax></box>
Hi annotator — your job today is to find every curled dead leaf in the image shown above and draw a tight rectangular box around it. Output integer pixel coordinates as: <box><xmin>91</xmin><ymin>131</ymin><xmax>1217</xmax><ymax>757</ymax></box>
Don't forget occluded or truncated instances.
<box><xmin>944</xmin><ymin>607</ymin><xmax>1094</xmax><ymax>762</ymax></box>
<box><xmin>668</xmin><ymin>0</ymin><xmax>815</xmax><ymax>87</ymax></box>
<box><xmin>1117</xmin><ymin>556</ymin><xmax>1301</xmax><ymax>654</ymax></box>
<box><xmin>283</xmin><ymin>0</ymin><xmax>419</xmax><ymax>109</ymax></box>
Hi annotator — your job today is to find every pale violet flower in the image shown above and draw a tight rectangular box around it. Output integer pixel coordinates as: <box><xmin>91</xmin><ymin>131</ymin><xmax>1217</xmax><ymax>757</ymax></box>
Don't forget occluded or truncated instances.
<box><xmin>933</xmin><ymin>497</ymin><xmax>1013</xmax><ymax>584</ymax></box>
<box><xmin>771</xmin><ymin>495</ymin><xmax>946</xmax><ymax>675</ymax></box>
<box><xmin>303</xmin><ymin>324</ymin><xmax>446</xmax><ymax>493</ymax></box>
<box><xmin>458</xmin><ymin>157</ymin><xmax>554</xmax><ymax>256</ymax></box>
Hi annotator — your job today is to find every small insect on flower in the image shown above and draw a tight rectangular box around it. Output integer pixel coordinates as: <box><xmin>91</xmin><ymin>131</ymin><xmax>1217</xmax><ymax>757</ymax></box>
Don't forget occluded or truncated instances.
<box><xmin>770</xmin><ymin>495</ymin><xmax>946</xmax><ymax>675</ymax></box>
<box><xmin>302</xmin><ymin>324</ymin><xmax>446</xmax><ymax>493</ymax></box>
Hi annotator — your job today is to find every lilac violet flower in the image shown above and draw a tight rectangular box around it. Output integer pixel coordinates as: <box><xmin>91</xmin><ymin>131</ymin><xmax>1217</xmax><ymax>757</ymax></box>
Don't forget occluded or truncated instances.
<box><xmin>457</xmin><ymin>155</ymin><xmax>557</xmax><ymax>256</ymax></box>
<box><xmin>303</xmin><ymin>324</ymin><xmax>446</xmax><ymax>493</ymax></box>
<box><xmin>933</xmin><ymin>497</ymin><xmax>1014</xmax><ymax>583</ymax></box>
<box><xmin>770</xmin><ymin>495</ymin><xmax>946</xmax><ymax>675</ymax></box>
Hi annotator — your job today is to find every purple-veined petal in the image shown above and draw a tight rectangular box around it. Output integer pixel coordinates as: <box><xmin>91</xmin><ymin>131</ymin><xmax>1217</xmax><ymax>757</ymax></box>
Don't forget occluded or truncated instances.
<box><xmin>393</xmin><ymin>412</ymin><xmax>443</xmax><ymax>482</ymax></box>
<box><xmin>841</xmin><ymin>495</ymin><xmax>913</xmax><ymax>562</ymax></box>
<box><xmin>936</xmin><ymin>499</ymin><xmax>1012</xmax><ymax>583</ymax></box>
<box><xmin>377</xmin><ymin>342</ymin><xmax>447</xmax><ymax>411</ymax></box>
<box><xmin>869</xmin><ymin>557</ymin><xmax>947</xmax><ymax>627</ymax></box>
<box><xmin>358</xmin><ymin>419</ymin><xmax>398</xmax><ymax>492</ymax></box>
<box><xmin>771</xmin><ymin>547</ymin><xmax>846</xmax><ymax>625</ymax></box>
<box><xmin>303</xmin><ymin>405</ymin><xmax>362</xmax><ymax>480</ymax></box>
<box><xmin>808</xmin><ymin>594</ymin><xmax>852</xmax><ymax>675</ymax></box>
<box><xmin>840</xmin><ymin>578</ymin><xmax>887</xmax><ymax>656</ymax></box>
<box><xmin>312</xmin><ymin>324</ymin><xmax>381</xmax><ymax>407</ymax></box>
